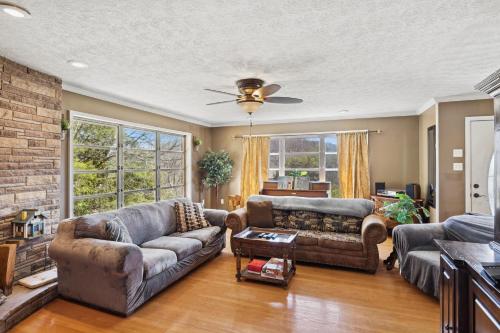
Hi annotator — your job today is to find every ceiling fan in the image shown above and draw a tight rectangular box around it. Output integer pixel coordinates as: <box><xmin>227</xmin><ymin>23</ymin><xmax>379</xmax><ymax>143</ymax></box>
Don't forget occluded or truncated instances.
<box><xmin>205</xmin><ymin>78</ymin><xmax>303</xmax><ymax>114</ymax></box>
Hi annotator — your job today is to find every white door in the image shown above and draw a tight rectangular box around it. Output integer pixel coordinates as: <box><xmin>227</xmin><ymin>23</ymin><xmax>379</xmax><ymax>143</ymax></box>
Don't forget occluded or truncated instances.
<box><xmin>465</xmin><ymin>116</ymin><xmax>494</xmax><ymax>215</ymax></box>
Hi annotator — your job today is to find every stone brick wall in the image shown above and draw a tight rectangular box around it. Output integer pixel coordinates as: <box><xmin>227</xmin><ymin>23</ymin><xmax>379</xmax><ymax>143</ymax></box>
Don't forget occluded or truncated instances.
<box><xmin>0</xmin><ymin>56</ymin><xmax>62</xmax><ymax>278</ymax></box>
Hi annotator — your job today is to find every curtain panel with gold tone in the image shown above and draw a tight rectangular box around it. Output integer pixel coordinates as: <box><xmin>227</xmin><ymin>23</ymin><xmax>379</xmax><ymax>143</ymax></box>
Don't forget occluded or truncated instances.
<box><xmin>338</xmin><ymin>131</ymin><xmax>370</xmax><ymax>199</ymax></box>
<box><xmin>240</xmin><ymin>137</ymin><xmax>270</xmax><ymax>205</ymax></box>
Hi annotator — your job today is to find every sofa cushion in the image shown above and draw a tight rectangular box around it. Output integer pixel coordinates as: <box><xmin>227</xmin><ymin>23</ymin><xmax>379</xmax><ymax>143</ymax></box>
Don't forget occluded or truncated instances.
<box><xmin>272</xmin><ymin>209</ymin><xmax>289</xmax><ymax>229</ymax></box>
<box><xmin>247</xmin><ymin>201</ymin><xmax>274</xmax><ymax>228</ymax></box>
<box><xmin>318</xmin><ymin>232</ymin><xmax>363</xmax><ymax>251</ymax></box>
<box><xmin>295</xmin><ymin>230</ymin><xmax>322</xmax><ymax>246</ymax></box>
<box><xmin>140</xmin><ymin>248</ymin><xmax>177</xmax><ymax>279</ymax></box>
<box><xmin>287</xmin><ymin>210</ymin><xmax>324</xmax><ymax>230</ymax></box>
<box><xmin>175</xmin><ymin>201</ymin><xmax>210</xmax><ymax>232</ymax></box>
<box><xmin>323</xmin><ymin>214</ymin><xmax>363</xmax><ymax>234</ymax></box>
<box><xmin>141</xmin><ymin>236</ymin><xmax>203</xmax><ymax>260</ymax></box>
<box><xmin>406</xmin><ymin>251</ymin><xmax>441</xmax><ymax>298</ymax></box>
<box><xmin>116</xmin><ymin>199</ymin><xmax>186</xmax><ymax>245</ymax></box>
<box><xmin>170</xmin><ymin>226</ymin><xmax>221</xmax><ymax>246</ymax></box>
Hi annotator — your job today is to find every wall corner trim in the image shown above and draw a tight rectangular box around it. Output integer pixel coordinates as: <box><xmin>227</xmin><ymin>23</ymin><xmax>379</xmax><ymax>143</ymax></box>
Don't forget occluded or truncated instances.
<box><xmin>63</xmin><ymin>82</ymin><xmax>212</xmax><ymax>127</ymax></box>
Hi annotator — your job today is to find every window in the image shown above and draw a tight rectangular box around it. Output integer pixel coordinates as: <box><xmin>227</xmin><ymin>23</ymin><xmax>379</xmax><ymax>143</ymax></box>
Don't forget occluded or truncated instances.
<box><xmin>71</xmin><ymin>116</ymin><xmax>187</xmax><ymax>216</ymax></box>
<box><xmin>269</xmin><ymin>135</ymin><xmax>339</xmax><ymax>197</ymax></box>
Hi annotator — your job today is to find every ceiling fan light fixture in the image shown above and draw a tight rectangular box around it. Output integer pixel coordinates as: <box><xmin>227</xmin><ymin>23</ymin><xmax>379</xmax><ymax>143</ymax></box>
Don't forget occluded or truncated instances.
<box><xmin>238</xmin><ymin>100</ymin><xmax>263</xmax><ymax>114</ymax></box>
<box><xmin>0</xmin><ymin>2</ymin><xmax>31</xmax><ymax>18</ymax></box>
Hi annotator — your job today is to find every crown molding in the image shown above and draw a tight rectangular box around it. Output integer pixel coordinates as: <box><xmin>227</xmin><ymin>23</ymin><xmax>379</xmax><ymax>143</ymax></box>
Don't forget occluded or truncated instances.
<box><xmin>62</xmin><ymin>82</ymin><xmax>212</xmax><ymax>127</ymax></box>
<box><xmin>434</xmin><ymin>91</ymin><xmax>492</xmax><ymax>103</ymax></box>
<box><xmin>210</xmin><ymin>110</ymin><xmax>417</xmax><ymax>127</ymax></box>
<box><xmin>416</xmin><ymin>91</ymin><xmax>492</xmax><ymax>115</ymax></box>
<box><xmin>416</xmin><ymin>98</ymin><xmax>437</xmax><ymax>115</ymax></box>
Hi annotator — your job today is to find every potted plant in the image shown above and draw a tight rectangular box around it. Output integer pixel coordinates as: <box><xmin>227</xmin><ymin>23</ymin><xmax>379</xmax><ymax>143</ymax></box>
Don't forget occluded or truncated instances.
<box><xmin>61</xmin><ymin>118</ymin><xmax>70</xmax><ymax>140</ymax></box>
<box><xmin>198</xmin><ymin>150</ymin><xmax>233</xmax><ymax>204</ymax></box>
<box><xmin>193</xmin><ymin>137</ymin><xmax>203</xmax><ymax>152</ymax></box>
<box><xmin>381</xmin><ymin>193</ymin><xmax>429</xmax><ymax>224</ymax></box>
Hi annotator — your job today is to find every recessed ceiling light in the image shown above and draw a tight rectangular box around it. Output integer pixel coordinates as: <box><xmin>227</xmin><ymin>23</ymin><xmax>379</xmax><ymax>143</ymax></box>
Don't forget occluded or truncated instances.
<box><xmin>0</xmin><ymin>2</ymin><xmax>31</xmax><ymax>18</ymax></box>
<box><xmin>67</xmin><ymin>60</ymin><xmax>89</xmax><ymax>69</ymax></box>
<box><xmin>339</xmin><ymin>109</ymin><xmax>349</xmax><ymax>113</ymax></box>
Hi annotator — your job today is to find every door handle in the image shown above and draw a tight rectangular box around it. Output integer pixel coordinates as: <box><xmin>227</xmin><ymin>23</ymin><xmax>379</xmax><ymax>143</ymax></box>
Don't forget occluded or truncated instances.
<box><xmin>473</xmin><ymin>193</ymin><xmax>486</xmax><ymax>198</ymax></box>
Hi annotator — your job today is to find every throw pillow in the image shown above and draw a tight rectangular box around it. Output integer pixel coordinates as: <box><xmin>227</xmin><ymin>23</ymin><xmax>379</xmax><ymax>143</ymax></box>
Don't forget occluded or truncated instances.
<box><xmin>323</xmin><ymin>214</ymin><xmax>363</xmax><ymax>234</ymax></box>
<box><xmin>105</xmin><ymin>216</ymin><xmax>133</xmax><ymax>243</ymax></box>
<box><xmin>175</xmin><ymin>201</ymin><xmax>210</xmax><ymax>232</ymax></box>
<box><xmin>272</xmin><ymin>209</ymin><xmax>289</xmax><ymax>229</ymax></box>
<box><xmin>247</xmin><ymin>201</ymin><xmax>274</xmax><ymax>228</ymax></box>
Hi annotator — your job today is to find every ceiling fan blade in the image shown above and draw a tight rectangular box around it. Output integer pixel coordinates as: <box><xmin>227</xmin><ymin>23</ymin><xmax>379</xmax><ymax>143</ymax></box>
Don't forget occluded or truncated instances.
<box><xmin>204</xmin><ymin>88</ymin><xmax>239</xmax><ymax>97</ymax></box>
<box><xmin>206</xmin><ymin>100</ymin><xmax>237</xmax><ymax>106</ymax></box>
<box><xmin>265</xmin><ymin>96</ymin><xmax>303</xmax><ymax>104</ymax></box>
<box><xmin>253</xmin><ymin>84</ymin><xmax>281</xmax><ymax>97</ymax></box>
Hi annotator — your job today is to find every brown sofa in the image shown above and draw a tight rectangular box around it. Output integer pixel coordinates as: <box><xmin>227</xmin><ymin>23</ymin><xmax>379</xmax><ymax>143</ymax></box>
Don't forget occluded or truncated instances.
<box><xmin>225</xmin><ymin>195</ymin><xmax>387</xmax><ymax>273</ymax></box>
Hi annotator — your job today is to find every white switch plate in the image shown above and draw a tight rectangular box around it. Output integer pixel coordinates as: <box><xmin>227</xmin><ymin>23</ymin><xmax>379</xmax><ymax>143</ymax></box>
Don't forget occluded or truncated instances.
<box><xmin>220</xmin><ymin>198</ymin><xmax>224</xmax><ymax>205</ymax></box>
<box><xmin>453</xmin><ymin>163</ymin><xmax>463</xmax><ymax>171</ymax></box>
<box><xmin>453</xmin><ymin>149</ymin><xmax>463</xmax><ymax>158</ymax></box>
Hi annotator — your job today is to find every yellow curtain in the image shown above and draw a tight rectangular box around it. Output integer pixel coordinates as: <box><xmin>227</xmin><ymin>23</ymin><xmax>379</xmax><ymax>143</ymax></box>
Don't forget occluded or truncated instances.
<box><xmin>240</xmin><ymin>136</ymin><xmax>270</xmax><ymax>205</ymax></box>
<box><xmin>338</xmin><ymin>131</ymin><xmax>370</xmax><ymax>199</ymax></box>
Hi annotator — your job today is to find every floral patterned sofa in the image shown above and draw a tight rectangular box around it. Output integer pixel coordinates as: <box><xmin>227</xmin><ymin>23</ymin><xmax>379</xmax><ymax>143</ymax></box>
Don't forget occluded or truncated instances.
<box><xmin>226</xmin><ymin>195</ymin><xmax>387</xmax><ymax>273</ymax></box>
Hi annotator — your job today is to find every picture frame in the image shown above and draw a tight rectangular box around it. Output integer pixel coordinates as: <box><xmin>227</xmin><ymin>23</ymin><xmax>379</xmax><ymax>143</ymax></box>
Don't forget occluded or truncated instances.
<box><xmin>294</xmin><ymin>176</ymin><xmax>310</xmax><ymax>190</ymax></box>
<box><xmin>277</xmin><ymin>176</ymin><xmax>293</xmax><ymax>190</ymax></box>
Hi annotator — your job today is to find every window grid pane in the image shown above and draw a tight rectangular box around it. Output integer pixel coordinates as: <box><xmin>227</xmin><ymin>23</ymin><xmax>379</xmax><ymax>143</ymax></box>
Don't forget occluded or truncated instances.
<box><xmin>269</xmin><ymin>134</ymin><xmax>339</xmax><ymax>195</ymax></box>
<box><xmin>72</xmin><ymin>117</ymin><xmax>186</xmax><ymax>216</ymax></box>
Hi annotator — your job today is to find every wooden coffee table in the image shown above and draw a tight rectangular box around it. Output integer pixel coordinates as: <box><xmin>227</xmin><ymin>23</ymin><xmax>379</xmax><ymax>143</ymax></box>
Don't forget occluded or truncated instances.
<box><xmin>232</xmin><ymin>227</ymin><xmax>298</xmax><ymax>288</ymax></box>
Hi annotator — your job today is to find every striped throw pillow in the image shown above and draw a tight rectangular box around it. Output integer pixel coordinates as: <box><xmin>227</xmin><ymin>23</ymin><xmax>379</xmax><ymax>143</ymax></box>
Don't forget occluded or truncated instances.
<box><xmin>174</xmin><ymin>201</ymin><xmax>210</xmax><ymax>232</ymax></box>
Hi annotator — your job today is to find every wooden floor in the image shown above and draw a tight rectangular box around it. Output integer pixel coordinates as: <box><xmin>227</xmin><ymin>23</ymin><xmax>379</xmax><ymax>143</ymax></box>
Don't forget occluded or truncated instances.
<box><xmin>12</xmin><ymin>233</ymin><xmax>439</xmax><ymax>333</ymax></box>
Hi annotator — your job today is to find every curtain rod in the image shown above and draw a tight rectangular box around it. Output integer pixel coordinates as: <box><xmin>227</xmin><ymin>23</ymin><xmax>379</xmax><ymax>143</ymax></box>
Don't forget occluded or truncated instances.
<box><xmin>232</xmin><ymin>129</ymin><xmax>381</xmax><ymax>139</ymax></box>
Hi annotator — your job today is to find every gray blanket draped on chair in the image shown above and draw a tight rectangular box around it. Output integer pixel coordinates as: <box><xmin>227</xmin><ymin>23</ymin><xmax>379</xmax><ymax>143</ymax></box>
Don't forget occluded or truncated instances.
<box><xmin>393</xmin><ymin>214</ymin><xmax>494</xmax><ymax>298</ymax></box>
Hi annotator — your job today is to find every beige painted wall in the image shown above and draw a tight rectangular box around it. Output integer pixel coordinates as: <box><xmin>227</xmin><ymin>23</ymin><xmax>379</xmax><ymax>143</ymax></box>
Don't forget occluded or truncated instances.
<box><xmin>211</xmin><ymin>116</ymin><xmax>420</xmax><ymax>208</ymax></box>
<box><xmin>438</xmin><ymin>99</ymin><xmax>494</xmax><ymax>220</ymax></box>
<box><xmin>418</xmin><ymin>105</ymin><xmax>436</xmax><ymax>201</ymax></box>
<box><xmin>61</xmin><ymin>91</ymin><xmax>213</xmax><ymax>217</ymax></box>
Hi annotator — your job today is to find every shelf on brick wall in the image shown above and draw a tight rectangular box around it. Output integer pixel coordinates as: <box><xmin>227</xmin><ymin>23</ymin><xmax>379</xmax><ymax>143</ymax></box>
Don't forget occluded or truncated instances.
<box><xmin>5</xmin><ymin>235</ymin><xmax>55</xmax><ymax>282</ymax></box>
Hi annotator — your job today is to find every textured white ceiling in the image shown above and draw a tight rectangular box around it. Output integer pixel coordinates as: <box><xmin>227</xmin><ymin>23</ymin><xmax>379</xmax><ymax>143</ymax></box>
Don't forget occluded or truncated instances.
<box><xmin>0</xmin><ymin>0</ymin><xmax>498</xmax><ymax>126</ymax></box>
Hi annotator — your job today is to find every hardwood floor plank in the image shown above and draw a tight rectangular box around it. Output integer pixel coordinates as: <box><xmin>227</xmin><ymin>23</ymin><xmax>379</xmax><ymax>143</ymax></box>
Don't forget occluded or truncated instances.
<box><xmin>11</xmin><ymin>233</ymin><xmax>439</xmax><ymax>333</ymax></box>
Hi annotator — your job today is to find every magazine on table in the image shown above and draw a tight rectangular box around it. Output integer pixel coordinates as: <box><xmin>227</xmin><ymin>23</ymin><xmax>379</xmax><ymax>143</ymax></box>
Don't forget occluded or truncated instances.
<box><xmin>261</xmin><ymin>258</ymin><xmax>292</xmax><ymax>280</ymax></box>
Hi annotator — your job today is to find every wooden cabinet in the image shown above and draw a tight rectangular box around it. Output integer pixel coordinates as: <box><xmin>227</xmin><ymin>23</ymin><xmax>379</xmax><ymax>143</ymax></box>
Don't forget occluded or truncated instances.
<box><xmin>469</xmin><ymin>279</ymin><xmax>500</xmax><ymax>333</ymax></box>
<box><xmin>436</xmin><ymin>241</ymin><xmax>500</xmax><ymax>333</ymax></box>
<box><xmin>440</xmin><ymin>254</ymin><xmax>458</xmax><ymax>333</ymax></box>
<box><xmin>261</xmin><ymin>181</ymin><xmax>330</xmax><ymax>198</ymax></box>
<box><xmin>260</xmin><ymin>189</ymin><xmax>329</xmax><ymax>198</ymax></box>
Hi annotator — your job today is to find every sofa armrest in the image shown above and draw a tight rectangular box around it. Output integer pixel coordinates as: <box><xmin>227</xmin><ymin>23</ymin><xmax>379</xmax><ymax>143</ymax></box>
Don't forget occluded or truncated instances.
<box><xmin>392</xmin><ymin>223</ymin><xmax>446</xmax><ymax>267</ymax></box>
<box><xmin>49</xmin><ymin>237</ymin><xmax>143</xmax><ymax>276</ymax></box>
<box><xmin>361</xmin><ymin>214</ymin><xmax>388</xmax><ymax>246</ymax></box>
<box><xmin>225</xmin><ymin>208</ymin><xmax>248</xmax><ymax>233</ymax></box>
<box><xmin>204</xmin><ymin>209</ymin><xmax>229</xmax><ymax>228</ymax></box>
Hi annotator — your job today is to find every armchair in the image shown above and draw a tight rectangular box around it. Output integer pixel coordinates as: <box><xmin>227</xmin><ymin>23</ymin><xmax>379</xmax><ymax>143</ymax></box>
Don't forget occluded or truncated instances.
<box><xmin>392</xmin><ymin>214</ymin><xmax>494</xmax><ymax>298</ymax></box>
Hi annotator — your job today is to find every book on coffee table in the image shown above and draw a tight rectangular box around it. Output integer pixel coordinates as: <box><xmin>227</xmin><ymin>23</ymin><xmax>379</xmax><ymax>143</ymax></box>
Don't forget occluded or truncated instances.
<box><xmin>247</xmin><ymin>259</ymin><xmax>267</xmax><ymax>274</ymax></box>
<box><xmin>261</xmin><ymin>258</ymin><xmax>292</xmax><ymax>280</ymax></box>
